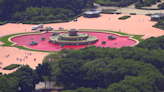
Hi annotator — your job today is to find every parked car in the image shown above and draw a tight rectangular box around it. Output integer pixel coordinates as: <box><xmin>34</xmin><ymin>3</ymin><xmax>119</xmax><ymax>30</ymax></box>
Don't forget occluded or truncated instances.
<box><xmin>74</xmin><ymin>18</ymin><xmax>77</xmax><ymax>22</ymax></box>
<box><xmin>31</xmin><ymin>26</ymin><xmax>38</xmax><ymax>30</ymax></box>
<box><xmin>46</xmin><ymin>26</ymin><xmax>53</xmax><ymax>31</ymax></box>
<box><xmin>38</xmin><ymin>24</ymin><xmax>44</xmax><ymax>28</ymax></box>
<box><xmin>59</xmin><ymin>27</ymin><xmax>64</xmax><ymax>30</ymax></box>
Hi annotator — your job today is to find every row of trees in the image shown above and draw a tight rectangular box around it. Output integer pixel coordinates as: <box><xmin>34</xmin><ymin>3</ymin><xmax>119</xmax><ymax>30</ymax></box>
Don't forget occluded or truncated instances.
<box><xmin>0</xmin><ymin>0</ymin><xmax>94</xmax><ymax>21</ymax></box>
<box><xmin>12</xmin><ymin>7</ymin><xmax>75</xmax><ymax>21</ymax></box>
<box><xmin>135</xmin><ymin>0</ymin><xmax>161</xmax><ymax>8</ymax></box>
<box><xmin>96</xmin><ymin>0</ymin><xmax>139</xmax><ymax>7</ymax></box>
<box><xmin>0</xmin><ymin>62</ymin><xmax>52</xmax><ymax>92</ymax></box>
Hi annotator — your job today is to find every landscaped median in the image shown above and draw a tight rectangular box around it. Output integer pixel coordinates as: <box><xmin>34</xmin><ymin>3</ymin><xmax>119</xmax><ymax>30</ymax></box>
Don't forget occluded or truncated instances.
<box><xmin>118</xmin><ymin>16</ymin><xmax>131</xmax><ymax>20</ymax></box>
<box><xmin>3</xmin><ymin>64</ymin><xmax>20</xmax><ymax>70</ymax></box>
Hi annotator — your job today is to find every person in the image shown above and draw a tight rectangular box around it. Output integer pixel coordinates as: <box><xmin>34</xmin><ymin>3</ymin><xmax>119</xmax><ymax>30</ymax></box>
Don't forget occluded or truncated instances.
<box><xmin>142</xmin><ymin>19</ymin><xmax>144</xmax><ymax>22</ymax></box>
<box><xmin>109</xmin><ymin>17</ymin><xmax>110</xmax><ymax>20</ymax></box>
<box><xmin>119</xmin><ymin>29</ymin><xmax>121</xmax><ymax>32</ymax></box>
<box><xmin>3</xmin><ymin>46</ymin><xmax>4</xmax><ymax>48</ymax></box>
<box><xmin>25</xmin><ymin>28</ymin><xmax>26</xmax><ymax>31</ymax></box>
<box><xmin>34</xmin><ymin>58</ymin><xmax>36</xmax><ymax>61</ymax></box>
<box><xmin>139</xmin><ymin>19</ymin><xmax>140</xmax><ymax>22</ymax></box>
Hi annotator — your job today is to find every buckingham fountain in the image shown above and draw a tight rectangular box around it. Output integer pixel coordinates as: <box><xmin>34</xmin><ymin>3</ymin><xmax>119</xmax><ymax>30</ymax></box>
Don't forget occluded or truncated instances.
<box><xmin>49</xmin><ymin>29</ymin><xmax>98</xmax><ymax>46</ymax></box>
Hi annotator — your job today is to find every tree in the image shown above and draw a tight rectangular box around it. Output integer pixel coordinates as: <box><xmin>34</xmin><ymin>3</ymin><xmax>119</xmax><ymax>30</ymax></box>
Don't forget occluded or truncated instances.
<box><xmin>15</xmin><ymin>65</ymin><xmax>38</xmax><ymax>92</ymax></box>
<box><xmin>46</xmin><ymin>14</ymin><xmax>55</xmax><ymax>22</ymax></box>
<box><xmin>35</xmin><ymin>62</ymin><xmax>52</xmax><ymax>89</ymax></box>
<box><xmin>0</xmin><ymin>75</ymin><xmax>19</xmax><ymax>92</ymax></box>
<box><xmin>12</xmin><ymin>12</ymin><xmax>24</xmax><ymax>21</ymax></box>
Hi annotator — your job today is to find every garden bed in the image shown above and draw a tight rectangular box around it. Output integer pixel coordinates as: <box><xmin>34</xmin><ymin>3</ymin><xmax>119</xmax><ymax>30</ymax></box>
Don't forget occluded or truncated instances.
<box><xmin>153</xmin><ymin>24</ymin><xmax>164</xmax><ymax>30</ymax></box>
<box><xmin>118</xmin><ymin>16</ymin><xmax>131</xmax><ymax>20</ymax></box>
<box><xmin>3</xmin><ymin>64</ymin><xmax>21</xmax><ymax>70</ymax></box>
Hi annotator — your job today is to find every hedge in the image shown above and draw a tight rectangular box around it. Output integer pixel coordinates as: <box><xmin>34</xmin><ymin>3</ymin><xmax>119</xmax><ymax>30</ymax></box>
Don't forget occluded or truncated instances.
<box><xmin>0</xmin><ymin>21</ymin><xmax>9</xmax><ymax>25</ymax></box>
<box><xmin>3</xmin><ymin>64</ymin><xmax>21</xmax><ymax>70</ymax></box>
<box><xmin>22</xmin><ymin>20</ymin><xmax>69</xmax><ymax>24</ymax></box>
<box><xmin>116</xmin><ymin>12</ymin><xmax>121</xmax><ymax>14</ymax></box>
<box><xmin>118</xmin><ymin>16</ymin><xmax>131</xmax><ymax>20</ymax></box>
<box><xmin>145</xmin><ymin>13</ymin><xmax>152</xmax><ymax>16</ymax></box>
<box><xmin>101</xmin><ymin>12</ymin><xmax>114</xmax><ymax>14</ymax></box>
<box><xmin>130</xmin><ymin>13</ymin><xmax>137</xmax><ymax>15</ymax></box>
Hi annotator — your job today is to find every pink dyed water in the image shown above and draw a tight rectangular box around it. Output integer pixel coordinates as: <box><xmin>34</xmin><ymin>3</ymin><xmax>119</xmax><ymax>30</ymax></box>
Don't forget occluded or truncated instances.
<box><xmin>11</xmin><ymin>32</ymin><xmax>137</xmax><ymax>51</ymax></box>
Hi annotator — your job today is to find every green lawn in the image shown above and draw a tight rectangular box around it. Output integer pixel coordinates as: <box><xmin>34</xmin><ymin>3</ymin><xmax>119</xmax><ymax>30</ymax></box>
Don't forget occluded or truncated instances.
<box><xmin>3</xmin><ymin>64</ymin><xmax>21</xmax><ymax>70</ymax></box>
<box><xmin>0</xmin><ymin>29</ymin><xmax>143</xmax><ymax>52</ymax></box>
<box><xmin>0</xmin><ymin>32</ymin><xmax>56</xmax><ymax>53</ymax></box>
<box><xmin>79</xmin><ymin>29</ymin><xmax>144</xmax><ymax>42</ymax></box>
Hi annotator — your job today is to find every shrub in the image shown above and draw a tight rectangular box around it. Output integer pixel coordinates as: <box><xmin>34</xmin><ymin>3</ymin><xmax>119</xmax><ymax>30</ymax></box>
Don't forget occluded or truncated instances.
<box><xmin>119</xmin><ymin>16</ymin><xmax>131</xmax><ymax>20</ymax></box>
<box><xmin>156</xmin><ymin>0</ymin><xmax>161</xmax><ymax>2</ymax></box>
<box><xmin>145</xmin><ymin>13</ymin><xmax>152</xmax><ymax>16</ymax></box>
<box><xmin>158</xmin><ymin>3</ymin><xmax>164</xmax><ymax>9</ymax></box>
<box><xmin>116</xmin><ymin>12</ymin><xmax>121</xmax><ymax>14</ymax></box>
<box><xmin>0</xmin><ymin>72</ymin><xmax>2</xmax><ymax>75</ymax></box>
<box><xmin>144</xmin><ymin>0</ymin><xmax>151</xmax><ymax>6</ymax></box>
<box><xmin>151</xmin><ymin>0</ymin><xmax>156</xmax><ymax>4</ymax></box>
<box><xmin>3</xmin><ymin>64</ymin><xmax>20</xmax><ymax>70</ymax></box>
<box><xmin>135</xmin><ymin>2</ymin><xmax>144</xmax><ymax>7</ymax></box>
<box><xmin>130</xmin><ymin>13</ymin><xmax>137</xmax><ymax>15</ymax></box>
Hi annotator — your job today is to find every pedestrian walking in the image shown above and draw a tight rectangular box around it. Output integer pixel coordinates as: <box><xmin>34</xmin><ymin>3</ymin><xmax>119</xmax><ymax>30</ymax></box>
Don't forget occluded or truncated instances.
<box><xmin>25</xmin><ymin>28</ymin><xmax>26</xmax><ymax>31</ymax></box>
<box><xmin>139</xmin><ymin>19</ymin><xmax>140</xmax><ymax>22</ymax></box>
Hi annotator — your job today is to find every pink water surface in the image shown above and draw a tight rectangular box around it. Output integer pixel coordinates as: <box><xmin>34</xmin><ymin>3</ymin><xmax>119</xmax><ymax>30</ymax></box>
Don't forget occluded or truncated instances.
<box><xmin>11</xmin><ymin>32</ymin><xmax>137</xmax><ymax>51</ymax></box>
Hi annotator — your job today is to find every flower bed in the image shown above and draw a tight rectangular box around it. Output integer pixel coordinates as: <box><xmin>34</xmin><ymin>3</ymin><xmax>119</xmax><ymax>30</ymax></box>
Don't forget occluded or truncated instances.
<box><xmin>118</xmin><ymin>16</ymin><xmax>131</xmax><ymax>20</ymax></box>
<box><xmin>3</xmin><ymin>64</ymin><xmax>21</xmax><ymax>70</ymax></box>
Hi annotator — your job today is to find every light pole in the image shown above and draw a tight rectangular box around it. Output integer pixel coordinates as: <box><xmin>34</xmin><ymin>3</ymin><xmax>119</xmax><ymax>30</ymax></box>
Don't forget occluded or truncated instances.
<box><xmin>126</xmin><ymin>1</ymin><xmax>127</xmax><ymax>7</ymax></box>
<box><xmin>69</xmin><ymin>13</ymin><xmax>70</xmax><ymax>18</ymax></box>
<box><xmin>50</xmin><ymin>16</ymin><xmax>52</xmax><ymax>22</ymax></box>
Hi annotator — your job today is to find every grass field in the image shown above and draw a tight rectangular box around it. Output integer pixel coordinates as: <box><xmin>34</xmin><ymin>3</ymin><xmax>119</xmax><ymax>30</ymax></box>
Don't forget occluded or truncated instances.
<box><xmin>3</xmin><ymin>64</ymin><xmax>21</xmax><ymax>70</ymax></box>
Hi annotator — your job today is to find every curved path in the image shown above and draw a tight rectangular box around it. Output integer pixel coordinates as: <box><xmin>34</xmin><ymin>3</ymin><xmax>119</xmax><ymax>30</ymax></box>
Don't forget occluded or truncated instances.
<box><xmin>0</xmin><ymin>14</ymin><xmax>164</xmax><ymax>75</ymax></box>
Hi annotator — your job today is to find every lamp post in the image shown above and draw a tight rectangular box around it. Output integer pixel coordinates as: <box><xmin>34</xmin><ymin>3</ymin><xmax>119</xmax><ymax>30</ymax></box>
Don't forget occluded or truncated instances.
<box><xmin>126</xmin><ymin>1</ymin><xmax>127</xmax><ymax>7</ymax></box>
<box><xmin>50</xmin><ymin>16</ymin><xmax>52</xmax><ymax>22</ymax></box>
<box><xmin>69</xmin><ymin>13</ymin><xmax>70</xmax><ymax>18</ymax></box>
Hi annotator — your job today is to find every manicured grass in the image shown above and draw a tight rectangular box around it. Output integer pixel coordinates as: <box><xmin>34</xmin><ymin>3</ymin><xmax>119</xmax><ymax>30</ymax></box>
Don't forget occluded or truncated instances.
<box><xmin>0</xmin><ymin>31</ymin><xmax>56</xmax><ymax>53</ymax></box>
<box><xmin>79</xmin><ymin>29</ymin><xmax>144</xmax><ymax>42</ymax></box>
<box><xmin>3</xmin><ymin>64</ymin><xmax>21</xmax><ymax>70</ymax></box>
<box><xmin>118</xmin><ymin>16</ymin><xmax>131</xmax><ymax>20</ymax></box>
